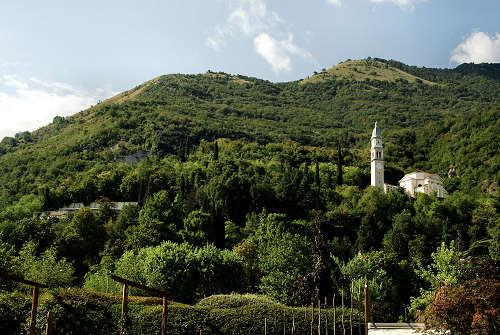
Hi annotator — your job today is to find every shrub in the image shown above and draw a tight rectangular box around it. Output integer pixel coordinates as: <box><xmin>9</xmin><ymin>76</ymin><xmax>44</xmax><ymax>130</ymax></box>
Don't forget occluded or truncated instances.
<box><xmin>196</xmin><ymin>293</ymin><xmax>276</xmax><ymax>309</ymax></box>
<box><xmin>84</xmin><ymin>242</ymin><xmax>248</xmax><ymax>304</ymax></box>
<box><xmin>0</xmin><ymin>289</ymin><xmax>364</xmax><ymax>335</ymax></box>
<box><xmin>422</xmin><ymin>279</ymin><xmax>499</xmax><ymax>335</ymax></box>
<box><xmin>0</xmin><ymin>290</ymin><xmax>31</xmax><ymax>335</ymax></box>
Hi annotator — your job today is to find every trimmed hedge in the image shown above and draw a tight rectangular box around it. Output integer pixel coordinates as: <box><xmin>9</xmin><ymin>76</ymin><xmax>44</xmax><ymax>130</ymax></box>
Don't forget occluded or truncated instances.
<box><xmin>0</xmin><ymin>290</ymin><xmax>31</xmax><ymax>335</ymax></box>
<box><xmin>196</xmin><ymin>293</ymin><xmax>276</xmax><ymax>309</ymax></box>
<box><xmin>0</xmin><ymin>289</ymin><xmax>364</xmax><ymax>335</ymax></box>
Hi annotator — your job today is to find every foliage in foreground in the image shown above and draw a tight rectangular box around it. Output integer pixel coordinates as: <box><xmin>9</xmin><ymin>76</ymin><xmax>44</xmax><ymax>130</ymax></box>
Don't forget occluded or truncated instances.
<box><xmin>84</xmin><ymin>241</ymin><xmax>248</xmax><ymax>304</ymax></box>
<box><xmin>0</xmin><ymin>289</ymin><xmax>363</xmax><ymax>335</ymax></box>
<box><xmin>421</xmin><ymin>279</ymin><xmax>499</xmax><ymax>335</ymax></box>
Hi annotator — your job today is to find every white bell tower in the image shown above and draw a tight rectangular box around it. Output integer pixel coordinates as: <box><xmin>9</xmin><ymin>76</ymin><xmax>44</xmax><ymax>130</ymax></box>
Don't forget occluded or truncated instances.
<box><xmin>371</xmin><ymin>121</ymin><xmax>384</xmax><ymax>190</ymax></box>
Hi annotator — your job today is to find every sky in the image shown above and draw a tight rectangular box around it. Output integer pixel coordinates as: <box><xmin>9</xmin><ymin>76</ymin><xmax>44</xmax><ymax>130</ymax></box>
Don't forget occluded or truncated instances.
<box><xmin>1</xmin><ymin>0</ymin><xmax>499</xmax><ymax>139</ymax></box>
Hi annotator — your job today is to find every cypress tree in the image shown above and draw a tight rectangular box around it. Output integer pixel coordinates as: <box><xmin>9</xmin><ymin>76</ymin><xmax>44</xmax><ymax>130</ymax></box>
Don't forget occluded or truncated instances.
<box><xmin>214</xmin><ymin>140</ymin><xmax>219</xmax><ymax>161</ymax></box>
<box><xmin>337</xmin><ymin>140</ymin><xmax>343</xmax><ymax>186</ymax></box>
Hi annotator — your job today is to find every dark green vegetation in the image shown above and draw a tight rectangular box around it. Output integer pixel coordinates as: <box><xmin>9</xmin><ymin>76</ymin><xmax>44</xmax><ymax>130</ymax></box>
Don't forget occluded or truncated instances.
<box><xmin>0</xmin><ymin>58</ymin><xmax>499</xmax><ymax>334</ymax></box>
<box><xmin>0</xmin><ymin>290</ymin><xmax>363</xmax><ymax>335</ymax></box>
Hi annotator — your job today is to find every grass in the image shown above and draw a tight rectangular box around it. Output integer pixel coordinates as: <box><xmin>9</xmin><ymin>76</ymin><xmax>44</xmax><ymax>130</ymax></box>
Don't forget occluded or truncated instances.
<box><xmin>301</xmin><ymin>59</ymin><xmax>436</xmax><ymax>85</ymax></box>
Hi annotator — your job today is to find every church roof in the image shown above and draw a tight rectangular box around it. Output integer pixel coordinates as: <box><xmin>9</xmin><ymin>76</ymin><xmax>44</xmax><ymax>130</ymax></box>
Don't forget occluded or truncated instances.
<box><xmin>372</xmin><ymin>121</ymin><xmax>381</xmax><ymax>137</ymax></box>
<box><xmin>399</xmin><ymin>171</ymin><xmax>444</xmax><ymax>183</ymax></box>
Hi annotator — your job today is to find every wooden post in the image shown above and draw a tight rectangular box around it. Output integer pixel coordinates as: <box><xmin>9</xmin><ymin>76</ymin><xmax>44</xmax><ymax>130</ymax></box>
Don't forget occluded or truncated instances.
<box><xmin>45</xmin><ymin>310</ymin><xmax>53</xmax><ymax>335</ymax></box>
<box><xmin>283</xmin><ymin>309</ymin><xmax>286</xmax><ymax>335</ymax></box>
<box><xmin>292</xmin><ymin>313</ymin><xmax>295</xmax><ymax>335</ymax></box>
<box><xmin>350</xmin><ymin>283</ymin><xmax>353</xmax><ymax>335</ymax></box>
<box><xmin>310</xmin><ymin>302</ymin><xmax>314</xmax><ymax>335</ymax></box>
<box><xmin>29</xmin><ymin>285</ymin><xmax>40</xmax><ymax>335</ymax></box>
<box><xmin>333</xmin><ymin>294</ymin><xmax>336</xmax><ymax>335</ymax></box>
<box><xmin>275</xmin><ymin>312</ymin><xmax>277</xmax><ymax>334</ymax></box>
<box><xmin>162</xmin><ymin>296</ymin><xmax>167</xmax><ymax>335</ymax></box>
<box><xmin>341</xmin><ymin>289</ymin><xmax>345</xmax><ymax>335</ymax></box>
<box><xmin>325</xmin><ymin>297</ymin><xmax>328</xmax><ymax>335</ymax></box>
<box><xmin>265</xmin><ymin>318</ymin><xmax>267</xmax><ymax>335</ymax></box>
<box><xmin>358</xmin><ymin>284</ymin><xmax>362</xmax><ymax>335</ymax></box>
<box><xmin>0</xmin><ymin>273</ymin><xmax>47</xmax><ymax>335</ymax></box>
<box><xmin>120</xmin><ymin>283</ymin><xmax>129</xmax><ymax>335</ymax></box>
<box><xmin>364</xmin><ymin>283</ymin><xmax>368</xmax><ymax>335</ymax></box>
<box><xmin>109</xmin><ymin>275</ymin><xmax>172</xmax><ymax>335</ymax></box>
<box><xmin>318</xmin><ymin>299</ymin><xmax>321</xmax><ymax>335</ymax></box>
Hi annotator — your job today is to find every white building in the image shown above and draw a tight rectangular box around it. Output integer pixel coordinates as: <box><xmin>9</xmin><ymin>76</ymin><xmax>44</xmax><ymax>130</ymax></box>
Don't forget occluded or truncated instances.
<box><xmin>369</xmin><ymin>122</ymin><xmax>447</xmax><ymax>198</ymax></box>
<box><xmin>399</xmin><ymin>171</ymin><xmax>447</xmax><ymax>199</ymax></box>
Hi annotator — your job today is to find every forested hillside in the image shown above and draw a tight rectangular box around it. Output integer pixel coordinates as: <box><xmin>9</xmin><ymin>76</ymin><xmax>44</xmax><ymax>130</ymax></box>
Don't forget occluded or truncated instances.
<box><xmin>0</xmin><ymin>59</ymin><xmax>499</xmax><ymax>333</ymax></box>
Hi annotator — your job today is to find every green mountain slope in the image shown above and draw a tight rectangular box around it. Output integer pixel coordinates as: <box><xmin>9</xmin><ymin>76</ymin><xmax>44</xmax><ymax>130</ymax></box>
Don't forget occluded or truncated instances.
<box><xmin>0</xmin><ymin>58</ymin><xmax>499</xmax><ymax>209</ymax></box>
<box><xmin>301</xmin><ymin>59</ymin><xmax>436</xmax><ymax>85</ymax></box>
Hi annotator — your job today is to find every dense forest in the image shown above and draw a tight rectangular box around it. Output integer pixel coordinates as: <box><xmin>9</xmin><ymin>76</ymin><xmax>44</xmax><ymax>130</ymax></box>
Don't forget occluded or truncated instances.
<box><xmin>0</xmin><ymin>58</ymin><xmax>498</xmax><ymax>334</ymax></box>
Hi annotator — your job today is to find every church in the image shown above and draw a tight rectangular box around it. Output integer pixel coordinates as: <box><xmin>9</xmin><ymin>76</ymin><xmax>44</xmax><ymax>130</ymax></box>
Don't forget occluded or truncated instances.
<box><xmin>370</xmin><ymin>122</ymin><xmax>447</xmax><ymax>199</ymax></box>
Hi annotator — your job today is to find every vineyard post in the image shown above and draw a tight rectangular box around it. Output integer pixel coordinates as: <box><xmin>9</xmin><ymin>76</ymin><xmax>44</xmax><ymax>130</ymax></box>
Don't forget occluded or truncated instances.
<box><xmin>333</xmin><ymin>294</ymin><xmax>336</xmax><ymax>335</ymax></box>
<box><xmin>325</xmin><ymin>297</ymin><xmax>328</xmax><ymax>335</ymax></box>
<box><xmin>358</xmin><ymin>283</ymin><xmax>362</xmax><ymax>335</ymax></box>
<box><xmin>310</xmin><ymin>302</ymin><xmax>314</xmax><ymax>335</ymax></box>
<box><xmin>162</xmin><ymin>296</ymin><xmax>167</xmax><ymax>335</ymax></box>
<box><xmin>111</xmin><ymin>275</ymin><xmax>171</xmax><ymax>335</ymax></box>
<box><xmin>364</xmin><ymin>283</ymin><xmax>368</xmax><ymax>335</ymax></box>
<box><xmin>0</xmin><ymin>273</ymin><xmax>48</xmax><ymax>335</ymax></box>
<box><xmin>318</xmin><ymin>299</ymin><xmax>321</xmax><ymax>335</ymax></box>
<box><xmin>341</xmin><ymin>288</ymin><xmax>345</xmax><ymax>335</ymax></box>
<box><xmin>45</xmin><ymin>310</ymin><xmax>53</xmax><ymax>335</ymax></box>
<box><xmin>120</xmin><ymin>283</ymin><xmax>128</xmax><ymax>335</ymax></box>
<box><xmin>350</xmin><ymin>282</ymin><xmax>353</xmax><ymax>335</ymax></box>
<box><xmin>283</xmin><ymin>309</ymin><xmax>286</xmax><ymax>335</ymax></box>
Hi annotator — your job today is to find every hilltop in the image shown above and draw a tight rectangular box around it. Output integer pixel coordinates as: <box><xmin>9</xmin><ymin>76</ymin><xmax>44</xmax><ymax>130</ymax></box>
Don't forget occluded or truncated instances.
<box><xmin>301</xmin><ymin>58</ymin><xmax>436</xmax><ymax>85</ymax></box>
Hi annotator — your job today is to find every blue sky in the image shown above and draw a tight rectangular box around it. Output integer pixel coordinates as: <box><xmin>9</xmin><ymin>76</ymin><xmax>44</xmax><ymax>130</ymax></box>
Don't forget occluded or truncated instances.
<box><xmin>1</xmin><ymin>0</ymin><xmax>499</xmax><ymax>138</ymax></box>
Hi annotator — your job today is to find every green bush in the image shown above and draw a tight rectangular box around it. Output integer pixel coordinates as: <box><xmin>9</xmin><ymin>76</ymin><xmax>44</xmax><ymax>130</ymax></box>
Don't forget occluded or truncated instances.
<box><xmin>84</xmin><ymin>242</ymin><xmax>248</xmax><ymax>304</ymax></box>
<box><xmin>196</xmin><ymin>293</ymin><xmax>276</xmax><ymax>309</ymax></box>
<box><xmin>128</xmin><ymin>298</ymin><xmax>364</xmax><ymax>335</ymax></box>
<box><xmin>36</xmin><ymin>289</ymin><xmax>121</xmax><ymax>335</ymax></box>
<box><xmin>0</xmin><ymin>290</ymin><xmax>31</xmax><ymax>335</ymax></box>
<box><xmin>0</xmin><ymin>289</ymin><xmax>364</xmax><ymax>335</ymax></box>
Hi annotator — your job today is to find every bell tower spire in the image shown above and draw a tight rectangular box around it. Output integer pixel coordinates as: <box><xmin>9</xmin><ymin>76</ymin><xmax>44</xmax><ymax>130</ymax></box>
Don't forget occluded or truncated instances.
<box><xmin>371</xmin><ymin>121</ymin><xmax>384</xmax><ymax>190</ymax></box>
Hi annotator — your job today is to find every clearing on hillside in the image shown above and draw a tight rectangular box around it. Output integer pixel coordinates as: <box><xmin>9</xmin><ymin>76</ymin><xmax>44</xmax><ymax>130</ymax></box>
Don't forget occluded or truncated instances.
<box><xmin>301</xmin><ymin>59</ymin><xmax>435</xmax><ymax>85</ymax></box>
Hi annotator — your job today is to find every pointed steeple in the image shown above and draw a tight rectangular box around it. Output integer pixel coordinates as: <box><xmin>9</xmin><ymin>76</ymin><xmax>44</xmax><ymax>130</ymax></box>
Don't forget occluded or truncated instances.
<box><xmin>370</xmin><ymin>122</ymin><xmax>384</xmax><ymax>190</ymax></box>
<box><xmin>372</xmin><ymin>121</ymin><xmax>381</xmax><ymax>138</ymax></box>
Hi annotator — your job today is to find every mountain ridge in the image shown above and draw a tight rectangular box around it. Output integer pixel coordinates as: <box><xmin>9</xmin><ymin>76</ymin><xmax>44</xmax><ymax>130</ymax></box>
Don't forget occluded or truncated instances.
<box><xmin>0</xmin><ymin>58</ymin><xmax>499</xmax><ymax>209</ymax></box>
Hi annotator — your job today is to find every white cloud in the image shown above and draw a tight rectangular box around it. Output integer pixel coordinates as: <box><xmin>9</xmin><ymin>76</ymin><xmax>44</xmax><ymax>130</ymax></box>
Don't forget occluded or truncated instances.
<box><xmin>0</xmin><ymin>75</ymin><xmax>116</xmax><ymax>139</ymax></box>
<box><xmin>369</xmin><ymin>0</ymin><xmax>427</xmax><ymax>11</ymax></box>
<box><xmin>0</xmin><ymin>75</ymin><xmax>29</xmax><ymax>89</ymax></box>
<box><xmin>325</xmin><ymin>0</ymin><xmax>428</xmax><ymax>11</ymax></box>
<box><xmin>0</xmin><ymin>60</ymin><xmax>23</xmax><ymax>68</ymax></box>
<box><xmin>208</xmin><ymin>0</ymin><xmax>279</xmax><ymax>50</ymax></box>
<box><xmin>254</xmin><ymin>33</ymin><xmax>292</xmax><ymax>72</ymax></box>
<box><xmin>326</xmin><ymin>0</ymin><xmax>342</xmax><ymax>6</ymax></box>
<box><xmin>450</xmin><ymin>31</ymin><xmax>500</xmax><ymax>64</ymax></box>
<box><xmin>208</xmin><ymin>0</ymin><xmax>316</xmax><ymax>73</ymax></box>
<box><xmin>206</xmin><ymin>37</ymin><xmax>222</xmax><ymax>52</ymax></box>
<box><xmin>254</xmin><ymin>33</ymin><xmax>316</xmax><ymax>73</ymax></box>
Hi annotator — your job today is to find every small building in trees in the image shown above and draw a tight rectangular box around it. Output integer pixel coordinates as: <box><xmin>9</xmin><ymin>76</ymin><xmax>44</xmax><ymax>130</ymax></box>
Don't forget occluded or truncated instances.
<box><xmin>399</xmin><ymin>171</ymin><xmax>447</xmax><ymax>198</ymax></box>
<box><xmin>370</xmin><ymin>122</ymin><xmax>447</xmax><ymax>198</ymax></box>
<box><xmin>34</xmin><ymin>201</ymin><xmax>137</xmax><ymax>219</ymax></box>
